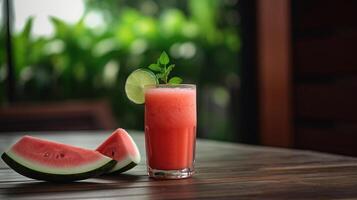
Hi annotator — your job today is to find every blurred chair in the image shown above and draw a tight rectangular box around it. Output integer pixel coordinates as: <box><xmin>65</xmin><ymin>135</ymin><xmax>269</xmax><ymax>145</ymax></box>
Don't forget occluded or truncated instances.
<box><xmin>0</xmin><ymin>100</ymin><xmax>117</xmax><ymax>132</ymax></box>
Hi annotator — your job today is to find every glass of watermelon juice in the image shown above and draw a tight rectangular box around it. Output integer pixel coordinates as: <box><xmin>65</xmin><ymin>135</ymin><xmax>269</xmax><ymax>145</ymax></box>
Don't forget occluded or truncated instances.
<box><xmin>144</xmin><ymin>84</ymin><xmax>196</xmax><ymax>179</ymax></box>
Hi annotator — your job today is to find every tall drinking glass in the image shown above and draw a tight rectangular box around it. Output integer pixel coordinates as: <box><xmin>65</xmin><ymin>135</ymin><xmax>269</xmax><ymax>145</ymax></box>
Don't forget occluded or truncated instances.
<box><xmin>144</xmin><ymin>84</ymin><xmax>196</xmax><ymax>179</ymax></box>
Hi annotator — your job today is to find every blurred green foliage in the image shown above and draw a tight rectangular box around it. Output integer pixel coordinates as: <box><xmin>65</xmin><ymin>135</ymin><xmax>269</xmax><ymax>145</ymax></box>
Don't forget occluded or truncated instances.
<box><xmin>0</xmin><ymin>0</ymin><xmax>240</xmax><ymax>141</ymax></box>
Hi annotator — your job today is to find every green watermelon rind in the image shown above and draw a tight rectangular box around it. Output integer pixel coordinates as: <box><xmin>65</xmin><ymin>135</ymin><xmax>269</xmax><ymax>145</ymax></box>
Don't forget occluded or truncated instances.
<box><xmin>5</xmin><ymin>149</ymin><xmax>115</xmax><ymax>175</ymax></box>
<box><xmin>110</xmin><ymin>161</ymin><xmax>137</xmax><ymax>175</ymax></box>
<box><xmin>106</xmin><ymin>154</ymin><xmax>140</xmax><ymax>174</ymax></box>
<box><xmin>1</xmin><ymin>152</ymin><xmax>116</xmax><ymax>182</ymax></box>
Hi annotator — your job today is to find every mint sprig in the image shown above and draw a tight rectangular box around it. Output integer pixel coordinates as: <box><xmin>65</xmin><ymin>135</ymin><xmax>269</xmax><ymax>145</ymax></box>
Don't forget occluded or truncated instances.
<box><xmin>147</xmin><ymin>51</ymin><xmax>183</xmax><ymax>84</ymax></box>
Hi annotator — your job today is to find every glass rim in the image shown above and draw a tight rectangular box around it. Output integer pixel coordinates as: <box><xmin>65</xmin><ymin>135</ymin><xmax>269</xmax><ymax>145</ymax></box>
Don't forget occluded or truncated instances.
<box><xmin>144</xmin><ymin>84</ymin><xmax>196</xmax><ymax>89</ymax></box>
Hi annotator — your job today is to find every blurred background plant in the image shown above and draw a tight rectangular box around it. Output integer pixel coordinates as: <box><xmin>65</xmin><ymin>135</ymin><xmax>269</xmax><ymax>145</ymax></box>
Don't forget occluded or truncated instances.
<box><xmin>0</xmin><ymin>0</ymin><xmax>240</xmax><ymax>141</ymax></box>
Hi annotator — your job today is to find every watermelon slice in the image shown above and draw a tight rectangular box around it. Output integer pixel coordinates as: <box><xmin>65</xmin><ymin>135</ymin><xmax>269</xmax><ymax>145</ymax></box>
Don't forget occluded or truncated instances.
<box><xmin>1</xmin><ymin>136</ymin><xmax>116</xmax><ymax>182</ymax></box>
<box><xmin>96</xmin><ymin>128</ymin><xmax>141</xmax><ymax>174</ymax></box>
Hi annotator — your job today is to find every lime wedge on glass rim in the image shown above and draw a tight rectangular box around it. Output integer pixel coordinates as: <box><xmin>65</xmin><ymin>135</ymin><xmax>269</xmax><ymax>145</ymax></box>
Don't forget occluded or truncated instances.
<box><xmin>125</xmin><ymin>69</ymin><xmax>158</xmax><ymax>104</ymax></box>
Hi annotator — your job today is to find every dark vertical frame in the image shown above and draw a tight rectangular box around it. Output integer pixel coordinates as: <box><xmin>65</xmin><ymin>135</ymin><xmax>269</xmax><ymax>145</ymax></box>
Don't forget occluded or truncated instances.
<box><xmin>257</xmin><ymin>0</ymin><xmax>293</xmax><ymax>147</ymax></box>
<box><xmin>3</xmin><ymin>0</ymin><xmax>15</xmax><ymax>102</ymax></box>
<box><xmin>238</xmin><ymin>0</ymin><xmax>259</xmax><ymax>144</ymax></box>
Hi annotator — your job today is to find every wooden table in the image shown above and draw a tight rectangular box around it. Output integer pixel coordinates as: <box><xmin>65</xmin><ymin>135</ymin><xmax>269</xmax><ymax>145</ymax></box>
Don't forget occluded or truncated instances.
<box><xmin>1</xmin><ymin>131</ymin><xmax>357</xmax><ymax>199</ymax></box>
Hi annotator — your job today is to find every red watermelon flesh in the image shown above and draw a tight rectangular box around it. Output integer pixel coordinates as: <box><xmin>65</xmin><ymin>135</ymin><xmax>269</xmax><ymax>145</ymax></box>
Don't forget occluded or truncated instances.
<box><xmin>12</xmin><ymin>136</ymin><xmax>103</xmax><ymax>168</ymax></box>
<box><xmin>96</xmin><ymin>128</ymin><xmax>141</xmax><ymax>174</ymax></box>
<box><xmin>1</xmin><ymin>136</ymin><xmax>116</xmax><ymax>182</ymax></box>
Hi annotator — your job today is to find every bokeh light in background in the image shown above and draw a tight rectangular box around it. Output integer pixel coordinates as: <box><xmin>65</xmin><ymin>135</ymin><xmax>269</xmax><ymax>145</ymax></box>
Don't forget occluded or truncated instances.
<box><xmin>0</xmin><ymin>0</ymin><xmax>240</xmax><ymax>141</ymax></box>
<box><xmin>13</xmin><ymin>0</ymin><xmax>85</xmax><ymax>36</ymax></box>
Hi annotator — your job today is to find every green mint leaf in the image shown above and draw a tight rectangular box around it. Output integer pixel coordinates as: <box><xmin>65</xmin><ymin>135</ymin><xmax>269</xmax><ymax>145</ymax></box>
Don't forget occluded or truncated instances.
<box><xmin>167</xmin><ymin>64</ymin><xmax>175</xmax><ymax>74</ymax></box>
<box><xmin>148</xmin><ymin>63</ymin><xmax>162</xmax><ymax>72</ymax></box>
<box><xmin>159</xmin><ymin>51</ymin><xmax>170</xmax><ymax>65</ymax></box>
<box><xmin>146</xmin><ymin>51</ymin><xmax>182</xmax><ymax>84</ymax></box>
<box><xmin>160</xmin><ymin>64</ymin><xmax>175</xmax><ymax>83</ymax></box>
<box><xmin>169</xmin><ymin>77</ymin><xmax>183</xmax><ymax>84</ymax></box>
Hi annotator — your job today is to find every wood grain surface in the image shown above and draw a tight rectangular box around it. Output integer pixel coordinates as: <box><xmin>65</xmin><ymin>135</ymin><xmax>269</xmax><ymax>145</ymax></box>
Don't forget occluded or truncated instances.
<box><xmin>1</xmin><ymin>131</ymin><xmax>357</xmax><ymax>199</ymax></box>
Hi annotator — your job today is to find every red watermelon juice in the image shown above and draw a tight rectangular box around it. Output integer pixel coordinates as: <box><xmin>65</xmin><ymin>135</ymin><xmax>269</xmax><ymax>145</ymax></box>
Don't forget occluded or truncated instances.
<box><xmin>144</xmin><ymin>84</ymin><xmax>196</xmax><ymax>179</ymax></box>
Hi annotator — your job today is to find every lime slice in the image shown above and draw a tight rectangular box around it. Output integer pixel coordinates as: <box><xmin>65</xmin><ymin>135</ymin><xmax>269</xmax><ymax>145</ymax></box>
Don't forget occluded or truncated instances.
<box><xmin>125</xmin><ymin>69</ymin><xmax>157</xmax><ymax>104</ymax></box>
